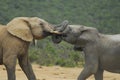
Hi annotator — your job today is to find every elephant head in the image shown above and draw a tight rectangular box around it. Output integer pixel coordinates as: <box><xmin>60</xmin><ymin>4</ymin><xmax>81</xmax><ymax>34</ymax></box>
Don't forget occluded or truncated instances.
<box><xmin>52</xmin><ymin>25</ymin><xmax>100</xmax><ymax>47</ymax></box>
<box><xmin>7</xmin><ymin>17</ymin><xmax>60</xmax><ymax>42</ymax></box>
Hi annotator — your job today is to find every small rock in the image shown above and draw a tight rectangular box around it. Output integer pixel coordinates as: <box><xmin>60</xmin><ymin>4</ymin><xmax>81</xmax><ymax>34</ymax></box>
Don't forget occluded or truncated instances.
<box><xmin>39</xmin><ymin>66</ymin><xmax>43</xmax><ymax>69</ymax></box>
<box><xmin>53</xmin><ymin>73</ymin><xmax>59</xmax><ymax>75</ymax></box>
<box><xmin>3</xmin><ymin>68</ymin><xmax>6</xmax><ymax>70</ymax></box>
<box><xmin>17</xmin><ymin>68</ymin><xmax>21</xmax><ymax>71</ymax></box>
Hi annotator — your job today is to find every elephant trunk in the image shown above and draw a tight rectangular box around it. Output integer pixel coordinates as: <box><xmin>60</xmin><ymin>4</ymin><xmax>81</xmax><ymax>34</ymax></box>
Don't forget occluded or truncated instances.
<box><xmin>51</xmin><ymin>20</ymin><xmax>69</xmax><ymax>44</ymax></box>
<box><xmin>53</xmin><ymin>20</ymin><xmax>69</xmax><ymax>32</ymax></box>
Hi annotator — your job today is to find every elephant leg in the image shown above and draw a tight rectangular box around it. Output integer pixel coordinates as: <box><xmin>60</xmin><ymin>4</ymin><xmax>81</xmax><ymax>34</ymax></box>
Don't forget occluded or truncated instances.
<box><xmin>78</xmin><ymin>55</ymin><xmax>98</xmax><ymax>80</ymax></box>
<box><xmin>18</xmin><ymin>55</ymin><xmax>36</xmax><ymax>80</ymax></box>
<box><xmin>3</xmin><ymin>55</ymin><xmax>17</xmax><ymax>80</ymax></box>
<box><xmin>94</xmin><ymin>69</ymin><xmax>104</xmax><ymax>80</ymax></box>
<box><xmin>78</xmin><ymin>66</ymin><xmax>97</xmax><ymax>80</ymax></box>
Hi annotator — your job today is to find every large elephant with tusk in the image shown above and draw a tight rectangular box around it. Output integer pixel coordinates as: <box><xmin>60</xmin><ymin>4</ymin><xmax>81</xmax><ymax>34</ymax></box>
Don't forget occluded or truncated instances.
<box><xmin>0</xmin><ymin>17</ymin><xmax>68</xmax><ymax>80</ymax></box>
<box><xmin>52</xmin><ymin>24</ymin><xmax>120</xmax><ymax>80</ymax></box>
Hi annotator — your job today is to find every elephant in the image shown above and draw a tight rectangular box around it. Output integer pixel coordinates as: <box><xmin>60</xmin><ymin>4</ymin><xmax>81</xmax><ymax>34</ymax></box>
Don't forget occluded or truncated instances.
<box><xmin>52</xmin><ymin>25</ymin><xmax>120</xmax><ymax>80</ymax></box>
<box><xmin>0</xmin><ymin>17</ymin><xmax>63</xmax><ymax>80</ymax></box>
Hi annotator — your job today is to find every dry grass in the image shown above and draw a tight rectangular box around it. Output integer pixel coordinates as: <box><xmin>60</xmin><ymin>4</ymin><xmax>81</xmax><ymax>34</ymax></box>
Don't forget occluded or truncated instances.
<box><xmin>0</xmin><ymin>64</ymin><xmax>120</xmax><ymax>80</ymax></box>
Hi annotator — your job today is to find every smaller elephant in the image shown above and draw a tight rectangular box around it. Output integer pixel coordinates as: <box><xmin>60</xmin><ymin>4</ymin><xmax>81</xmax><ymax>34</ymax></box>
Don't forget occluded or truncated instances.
<box><xmin>52</xmin><ymin>25</ymin><xmax>120</xmax><ymax>80</ymax></box>
<box><xmin>0</xmin><ymin>17</ymin><xmax>62</xmax><ymax>80</ymax></box>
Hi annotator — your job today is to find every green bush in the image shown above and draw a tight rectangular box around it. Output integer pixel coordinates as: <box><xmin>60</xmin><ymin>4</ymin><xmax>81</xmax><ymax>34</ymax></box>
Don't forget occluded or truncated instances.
<box><xmin>29</xmin><ymin>48</ymin><xmax>40</xmax><ymax>62</ymax></box>
<box><xmin>29</xmin><ymin>41</ymin><xmax>84</xmax><ymax>67</ymax></box>
<box><xmin>55</xmin><ymin>59</ymin><xmax>76</xmax><ymax>67</ymax></box>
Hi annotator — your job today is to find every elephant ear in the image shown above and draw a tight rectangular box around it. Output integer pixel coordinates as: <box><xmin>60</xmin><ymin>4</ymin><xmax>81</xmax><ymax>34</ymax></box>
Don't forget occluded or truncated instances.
<box><xmin>79</xmin><ymin>27</ymin><xmax>99</xmax><ymax>42</ymax></box>
<box><xmin>7</xmin><ymin>17</ymin><xmax>33</xmax><ymax>42</ymax></box>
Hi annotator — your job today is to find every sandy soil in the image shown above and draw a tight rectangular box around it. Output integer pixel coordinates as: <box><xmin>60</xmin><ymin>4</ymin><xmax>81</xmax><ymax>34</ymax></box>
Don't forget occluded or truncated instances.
<box><xmin>0</xmin><ymin>64</ymin><xmax>120</xmax><ymax>80</ymax></box>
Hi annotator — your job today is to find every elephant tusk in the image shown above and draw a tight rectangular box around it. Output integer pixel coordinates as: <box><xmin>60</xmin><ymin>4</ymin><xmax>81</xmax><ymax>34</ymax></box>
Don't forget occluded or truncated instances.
<box><xmin>50</xmin><ymin>31</ymin><xmax>62</xmax><ymax>34</ymax></box>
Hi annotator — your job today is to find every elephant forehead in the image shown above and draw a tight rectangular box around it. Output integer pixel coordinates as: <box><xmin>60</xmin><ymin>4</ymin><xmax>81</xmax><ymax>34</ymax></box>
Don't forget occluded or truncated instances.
<box><xmin>68</xmin><ymin>25</ymin><xmax>83</xmax><ymax>32</ymax></box>
<box><xmin>30</xmin><ymin>17</ymin><xmax>45</xmax><ymax>23</ymax></box>
<box><xmin>37</xmin><ymin>18</ymin><xmax>46</xmax><ymax>23</ymax></box>
<box><xmin>69</xmin><ymin>25</ymin><xmax>82</xmax><ymax>28</ymax></box>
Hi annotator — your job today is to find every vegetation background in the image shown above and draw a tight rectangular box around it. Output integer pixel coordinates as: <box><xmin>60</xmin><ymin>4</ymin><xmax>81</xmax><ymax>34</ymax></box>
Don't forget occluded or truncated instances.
<box><xmin>0</xmin><ymin>0</ymin><xmax>119</xmax><ymax>67</ymax></box>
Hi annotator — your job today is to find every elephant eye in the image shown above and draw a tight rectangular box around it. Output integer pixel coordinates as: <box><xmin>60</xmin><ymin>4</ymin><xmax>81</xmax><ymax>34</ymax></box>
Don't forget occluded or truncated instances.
<box><xmin>40</xmin><ymin>23</ymin><xmax>43</xmax><ymax>26</ymax></box>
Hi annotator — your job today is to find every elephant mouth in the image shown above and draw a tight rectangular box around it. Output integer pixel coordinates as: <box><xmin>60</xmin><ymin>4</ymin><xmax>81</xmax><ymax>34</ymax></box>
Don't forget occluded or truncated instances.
<box><xmin>43</xmin><ymin>31</ymin><xmax>52</xmax><ymax>36</ymax></box>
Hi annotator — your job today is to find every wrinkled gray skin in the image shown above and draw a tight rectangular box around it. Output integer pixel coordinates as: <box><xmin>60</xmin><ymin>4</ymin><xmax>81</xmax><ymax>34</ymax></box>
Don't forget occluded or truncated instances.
<box><xmin>52</xmin><ymin>25</ymin><xmax>120</xmax><ymax>80</ymax></box>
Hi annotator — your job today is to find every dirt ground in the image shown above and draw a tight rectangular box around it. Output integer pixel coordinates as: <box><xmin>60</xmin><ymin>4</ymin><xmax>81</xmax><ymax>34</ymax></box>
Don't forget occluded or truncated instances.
<box><xmin>0</xmin><ymin>64</ymin><xmax>120</xmax><ymax>80</ymax></box>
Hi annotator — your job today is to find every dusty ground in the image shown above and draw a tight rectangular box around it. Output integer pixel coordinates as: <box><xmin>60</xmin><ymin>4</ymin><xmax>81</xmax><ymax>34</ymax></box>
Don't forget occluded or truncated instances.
<box><xmin>0</xmin><ymin>64</ymin><xmax>120</xmax><ymax>80</ymax></box>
